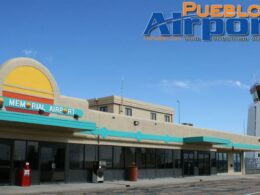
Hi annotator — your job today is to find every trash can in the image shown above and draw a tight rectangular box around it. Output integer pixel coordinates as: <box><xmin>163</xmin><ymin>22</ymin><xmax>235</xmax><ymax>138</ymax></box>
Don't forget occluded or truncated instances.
<box><xmin>128</xmin><ymin>162</ymin><xmax>138</xmax><ymax>181</ymax></box>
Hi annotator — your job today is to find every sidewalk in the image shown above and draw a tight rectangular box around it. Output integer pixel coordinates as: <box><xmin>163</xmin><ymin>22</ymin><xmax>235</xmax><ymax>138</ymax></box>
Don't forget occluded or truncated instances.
<box><xmin>0</xmin><ymin>174</ymin><xmax>257</xmax><ymax>195</ymax></box>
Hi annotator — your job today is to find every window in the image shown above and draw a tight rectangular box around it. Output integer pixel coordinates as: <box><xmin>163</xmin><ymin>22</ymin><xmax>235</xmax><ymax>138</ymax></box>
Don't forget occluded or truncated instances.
<box><xmin>85</xmin><ymin>145</ymin><xmax>98</xmax><ymax>169</ymax></box>
<box><xmin>216</xmin><ymin>152</ymin><xmax>228</xmax><ymax>173</ymax></box>
<box><xmin>125</xmin><ymin>107</ymin><xmax>132</xmax><ymax>116</ymax></box>
<box><xmin>136</xmin><ymin>148</ymin><xmax>146</xmax><ymax>168</ymax></box>
<box><xmin>146</xmin><ymin>148</ymin><xmax>156</xmax><ymax>168</ymax></box>
<box><xmin>233</xmin><ymin>153</ymin><xmax>241</xmax><ymax>172</ymax></box>
<box><xmin>14</xmin><ymin>140</ymin><xmax>26</xmax><ymax>169</ymax></box>
<box><xmin>99</xmin><ymin>145</ymin><xmax>113</xmax><ymax>168</ymax></box>
<box><xmin>150</xmin><ymin>112</ymin><xmax>157</xmax><ymax>120</ymax></box>
<box><xmin>156</xmin><ymin>149</ymin><xmax>165</xmax><ymax>168</ymax></box>
<box><xmin>99</xmin><ymin>106</ymin><xmax>108</xmax><ymax>112</ymax></box>
<box><xmin>165</xmin><ymin>115</ymin><xmax>171</xmax><ymax>122</ymax></box>
<box><xmin>69</xmin><ymin>144</ymin><xmax>84</xmax><ymax>169</ymax></box>
<box><xmin>113</xmin><ymin>147</ymin><xmax>124</xmax><ymax>169</ymax></box>
<box><xmin>26</xmin><ymin>141</ymin><xmax>39</xmax><ymax>170</ymax></box>
<box><xmin>211</xmin><ymin>152</ymin><xmax>216</xmax><ymax>168</ymax></box>
<box><xmin>125</xmin><ymin>147</ymin><xmax>135</xmax><ymax>167</ymax></box>
<box><xmin>173</xmin><ymin>150</ymin><xmax>182</xmax><ymax>168</ymax></box>
<box><xmin>165</xmin><ymin>150</ymin><xmax>173</xmax><ymax>168</ymax></box>
<box><xmin>156</xmin><ymin>149</ymin><xmax>173</xmax><ymax>169</ymax></box>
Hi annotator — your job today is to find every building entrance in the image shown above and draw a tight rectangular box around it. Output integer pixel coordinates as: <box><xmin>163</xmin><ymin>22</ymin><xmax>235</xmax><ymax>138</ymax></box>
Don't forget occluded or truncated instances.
<box><xmin>198</xmin><ymin>152</ymin><xmax>210</xmax><ymax>175</ymax></box>
<box><xmin>40</xmin><ymin>143</ymin><xmax>65</xmax><ymax>183</ymax></box>
<box><xmin>183</xmin><ymin>151</ymin><xmax>194</xmax><ymax>176</ymax></box>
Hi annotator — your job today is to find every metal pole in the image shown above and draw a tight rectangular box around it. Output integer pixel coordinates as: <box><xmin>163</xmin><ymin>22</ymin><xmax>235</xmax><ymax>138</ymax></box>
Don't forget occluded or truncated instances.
<box><xmin>120</xmin><ymin>77</ymin><xmax>124</xmax><ymax>114</ymax></box>
<box><xmin>177</xmin><ymin>100</ymin><xmax>180</xmax><ymax>124</ymax></box>
<box><xmin>243</xmin><ymin>119</ymin><xmax>246</xmax><ymax>135</ymax></box>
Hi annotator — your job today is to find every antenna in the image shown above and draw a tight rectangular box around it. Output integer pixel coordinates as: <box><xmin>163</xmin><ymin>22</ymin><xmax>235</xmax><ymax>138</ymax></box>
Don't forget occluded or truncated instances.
<box><xmin>243</xmin><ymin>119</ymin><xmax>246</xmax><ymax>135</ymax></box>
<box><xmin>120</xmin><ymin>76</ymin><xmax>124</xmax><ymax>114</ymax></box>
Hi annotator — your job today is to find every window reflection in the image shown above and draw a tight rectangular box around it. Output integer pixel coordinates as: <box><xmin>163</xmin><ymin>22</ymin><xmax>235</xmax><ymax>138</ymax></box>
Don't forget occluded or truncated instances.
<box><xmin>85</xmin><ymin>145</ymin><xmax>98</xmax><ymax>169</ymax></box>
<box><xmin>99</xmin><ymin>146</ymin><xmax>113</xmax><ymax>168</ymax></box>
<box><xmin>216</xmin><ymin>152</ymin><xmax>228</xmax><ymax>173</ymax></box>
<box><xmin>124</xmin><ymin>147</ymin><xmax>135</xmax><ymax>167</ymax></box>
<box><xmin>26</xmin><ymin>141</ymin><xmax>39</xmax><ymax>170</ymax></box>
<box><xmin>113</xmin><ymin>147</ymin><xmax>124</xmax><ymax>169</ymax></box>
<box><xmin>14</xmin><ymin>141</ymin><xmax>26</xmax><ymax>169</ymax></box>
<box><xmin>69</xmin><ymin>144</ymin><xmax>84</xmax><ymax>169</ymax></box>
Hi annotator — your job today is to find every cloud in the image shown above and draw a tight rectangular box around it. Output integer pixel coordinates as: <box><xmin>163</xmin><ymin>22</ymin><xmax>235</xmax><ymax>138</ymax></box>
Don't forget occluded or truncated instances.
<box><xmin>159</xmin><ymin>79</ymin><xmax>250</xmax><ymax>92</ymax></box>
<box><xmin>22</xmin><ymin>49</ymin><xmax>37</xmax><ymax>57</ymax></box>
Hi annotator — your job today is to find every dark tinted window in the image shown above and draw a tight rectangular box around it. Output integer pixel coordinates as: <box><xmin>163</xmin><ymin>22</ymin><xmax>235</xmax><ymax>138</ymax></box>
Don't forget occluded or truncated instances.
<box><xmin>69</xmin><ymin>144</ymin><xmax>84</xmax><ymax>169</ymax></box>
<box><xmin>99</xmin><ymin>145</ymin><xmax>113</xmax><ymax>168</ymax></box>
<box><xmin>136</xmin><ymin>148</ymin><xmax>146</xmax><ymax>168</ymax></box>
<box><xmin>156</xmin><ymin>149</ymin><xmax>165</xmax><ymax>168</ymax></box>
<box><xmin>257</xmin><ymin>91</ymin><xmax>260</xmax><ymax>100</ymax></box>
<box><xmin>146</xmin><ymin>148</ymin><xmax>156</xmax><ymax>168</ymax></box>
<box><xmin>125</xmin><ymin>147</ymin><xmax>135</xmax><ymax>167</ymax></box>
<box><xmin>85</xmin><ymin>145</ymin><xmax>98</xmax><ymax>169</ymax></box>
<box><xmin>174</xmin><ymin>150</ymin><xmax>182</xmax><ymax>168</ymax></box>
<box><xmin>113</xmin><ymin>147</ymin><xmax>124</xmax><ymax>169</ymax></box>
<box><xmin>211</xmin><ymin>152</ymin><xmax>216</xmax><ymax>168</ymax></box>
<box><xmin>26</xmin><ymin>141</ymin><xmax>39</xmax><ymax>170</ymax></box>
<box><xmin>165</xmin><ymin>115</ymin><xmax>171</xmax><ymax>122</ymax></box>
<box><xmin>14</xmin><ymin>140</ymin><xmax>26</xmax><ymax>168</ymax></box>
<box><xmin>150</xmin><ymin>113</ymin><xmax>157</xmax><ymax>120</ymax></box>
<box><xmin>125</xmin><ymin>108</ymin><xmax>132</xmax><ymax>116</ymax></box>
<box><xmin>233</xmin><ymin>153</ymin><xmax>241</xmax><ymax>172</ymax></box>
<box><xmin>216</xmin><ymin>152</ymin><xmax>228</xmax><ymax>173</ymax></box>
<box><xmin>100</xmin><ymin>106</ymin><xmax>108</xmax><ymax>112</ymax></box>
<box><xmin>165</xmin><ymin>150</ymin><xmax>173</xmax><ymax>168</ymax></box>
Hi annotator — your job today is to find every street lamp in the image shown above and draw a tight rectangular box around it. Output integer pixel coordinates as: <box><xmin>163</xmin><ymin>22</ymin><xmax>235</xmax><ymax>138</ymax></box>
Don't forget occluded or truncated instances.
<box><xmin>177</xmin><ymin>100</ymin><xmax>181</xmax><ymax>124</ymax></box>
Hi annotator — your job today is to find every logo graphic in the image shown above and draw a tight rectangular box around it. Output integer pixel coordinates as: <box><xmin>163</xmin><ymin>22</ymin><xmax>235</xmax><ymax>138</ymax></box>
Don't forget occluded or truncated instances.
<box><xmin>144</xmin><ymin>2</ymin><xmax>260</xmax><ymax>41</ymax></box>
<box><xmin>2</xmin><ymin>66</ymin><xmax>83</xmax><ymax>117</ymax></box>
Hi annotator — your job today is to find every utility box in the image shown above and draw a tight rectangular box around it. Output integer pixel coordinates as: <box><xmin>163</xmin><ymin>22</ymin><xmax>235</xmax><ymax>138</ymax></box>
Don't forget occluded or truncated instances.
<box><xmin>92</xmin><ymin>161</ymin><xmax>106</xmax><ymax>183</ymax></box>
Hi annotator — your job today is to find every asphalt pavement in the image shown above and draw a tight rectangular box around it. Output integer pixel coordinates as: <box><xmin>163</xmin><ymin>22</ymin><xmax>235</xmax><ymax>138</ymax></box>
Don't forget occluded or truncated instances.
<box><xmin>1</xmin><ymin>174</ymin><xmax>260</xmax><ymax>195</ymax></box>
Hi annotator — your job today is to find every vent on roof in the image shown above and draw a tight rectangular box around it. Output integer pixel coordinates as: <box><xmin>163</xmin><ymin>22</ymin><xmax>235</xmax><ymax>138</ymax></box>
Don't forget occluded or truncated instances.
<box><xmin>182</xmin><ymin>123</ymin><xmax>193</xmax><ymax>126</ymax></box>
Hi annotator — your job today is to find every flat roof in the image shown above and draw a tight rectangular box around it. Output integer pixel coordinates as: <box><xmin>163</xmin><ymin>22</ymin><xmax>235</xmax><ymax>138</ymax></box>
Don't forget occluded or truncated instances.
<box><xmin>88</xmin><ymin>95</ymin><xmax>174</xmax><ymax>114</ymax></box>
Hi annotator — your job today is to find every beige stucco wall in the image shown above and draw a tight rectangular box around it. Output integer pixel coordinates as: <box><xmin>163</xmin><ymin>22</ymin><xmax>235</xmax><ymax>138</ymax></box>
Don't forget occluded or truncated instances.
<box><xmin>83</xmin><ymin>109</ymin><xmax>260</xmax><ymax>151</ymax></box>
<box><xmin>0</xmin><ymin>57</ymin><xmax>259</xmax><ymax>155</ymax></box>
<box><xmin>88</xmin><ymin>96</ymin><xmax>174</xmax><ymax>123</ymax></box>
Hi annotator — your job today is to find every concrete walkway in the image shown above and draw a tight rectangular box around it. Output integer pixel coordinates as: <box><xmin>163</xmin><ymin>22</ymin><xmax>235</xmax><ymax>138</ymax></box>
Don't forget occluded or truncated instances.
<box><xmin>0</xmin><ymin>175</ymin><xmax>257</xmax><ymax>195</ymax></box>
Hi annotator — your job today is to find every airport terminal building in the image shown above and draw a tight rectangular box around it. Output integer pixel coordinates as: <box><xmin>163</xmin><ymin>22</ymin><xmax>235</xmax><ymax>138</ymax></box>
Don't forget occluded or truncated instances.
<box><xmin>0</xmin><ymin>57</ymin><xmax>260</xmax><ymax>186</ymax></box>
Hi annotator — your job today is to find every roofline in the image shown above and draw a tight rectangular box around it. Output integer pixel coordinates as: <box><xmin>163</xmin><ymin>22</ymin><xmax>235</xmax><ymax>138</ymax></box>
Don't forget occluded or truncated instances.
<box><xmin>88</xmin><ymin>95</ymin><xmax>174</xmax><ymax>114</ymax></box>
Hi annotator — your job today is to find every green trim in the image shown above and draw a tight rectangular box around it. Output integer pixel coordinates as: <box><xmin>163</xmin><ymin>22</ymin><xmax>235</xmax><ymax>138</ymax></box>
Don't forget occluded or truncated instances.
<box><xmin>82</xmin><ymin>129</ymin><xmax>260</xmax><ymax>151</ymax></box>
<box><xmin>183</xmin><ymin>136</ymin><xmax>231</xmax><ymax>144</ymax></box>
<box><xmin>82</xmin><ymin>128</ymin><xmax>183</xmax><ymax>143</ymax></box>
<box><xmin>221</xmin><ymin>142</ymin><xmax>260</xmax><ymax>150</ymax></box>
<box><xmin>0</xmin><ymin>110</ymin><xmax>96</xmax><ymax>131</ymax></box>
<box><xmin>1</xmin><ymin>109</ymin><xmax>260</xmax><ymax>151</ymax></box>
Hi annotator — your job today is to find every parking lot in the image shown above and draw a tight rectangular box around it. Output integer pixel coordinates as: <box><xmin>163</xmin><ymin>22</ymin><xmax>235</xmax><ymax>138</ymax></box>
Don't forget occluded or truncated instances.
<box><xmin>88</xmin><ymin>177</ymin><xmax>260</xmax><ymax>195</ymax></box>
<box><xmin>2</xmin><ymin>175</ymin><xmax>260</xmax><ymax>195</ymax></box>
<box><xmin>54</xmin><ymin>176</ymin><xmax>260</xmax><ymax>195</ymax></box>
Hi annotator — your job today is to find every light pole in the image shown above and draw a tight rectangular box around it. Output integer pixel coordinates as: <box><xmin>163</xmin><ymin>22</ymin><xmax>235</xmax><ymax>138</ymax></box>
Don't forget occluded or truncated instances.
<box><xmin>177</xmin><ymin>100</ymin><xmax>181</xmax><ymax>124</ymax></box>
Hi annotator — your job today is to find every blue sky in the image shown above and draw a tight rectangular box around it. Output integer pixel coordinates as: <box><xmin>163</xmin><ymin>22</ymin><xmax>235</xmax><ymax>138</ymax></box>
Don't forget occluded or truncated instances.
<box><xmin>0</xmin><ymin>0</ymin><xmax>259</xmax><ymax>134</ymax></box>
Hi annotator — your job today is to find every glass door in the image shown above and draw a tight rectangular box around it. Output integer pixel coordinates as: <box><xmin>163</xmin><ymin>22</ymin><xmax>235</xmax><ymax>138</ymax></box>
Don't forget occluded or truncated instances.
<box><xmin>40</xmin><ymin>143</ymin><xmax>65</xmax><ymax>183</ymax></box>
<box><xmin>198</xmin><ymin>152</ymin><xmax>210</xmax><ymax>175</ymax></box>
<box><xmin>183</xmin><ymin>151</ymin><xmax>194</xmax><ymax>176</ymax></box>
<box><xmin>0</xmin><ymin>140</ymin><xmax>12</xmax><ymax>185</ymax></box>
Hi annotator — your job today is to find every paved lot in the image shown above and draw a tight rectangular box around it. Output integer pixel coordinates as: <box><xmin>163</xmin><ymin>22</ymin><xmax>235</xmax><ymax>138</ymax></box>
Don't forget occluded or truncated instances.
<box><xmin>2</xmin><ymin>175</ymin><xmax>260</xmax><ymax>195</ymax></box>
<box><xmin>88</xmin><ymin>178</ymin><xmax>260</xmax><ymax>195</ymax></box>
